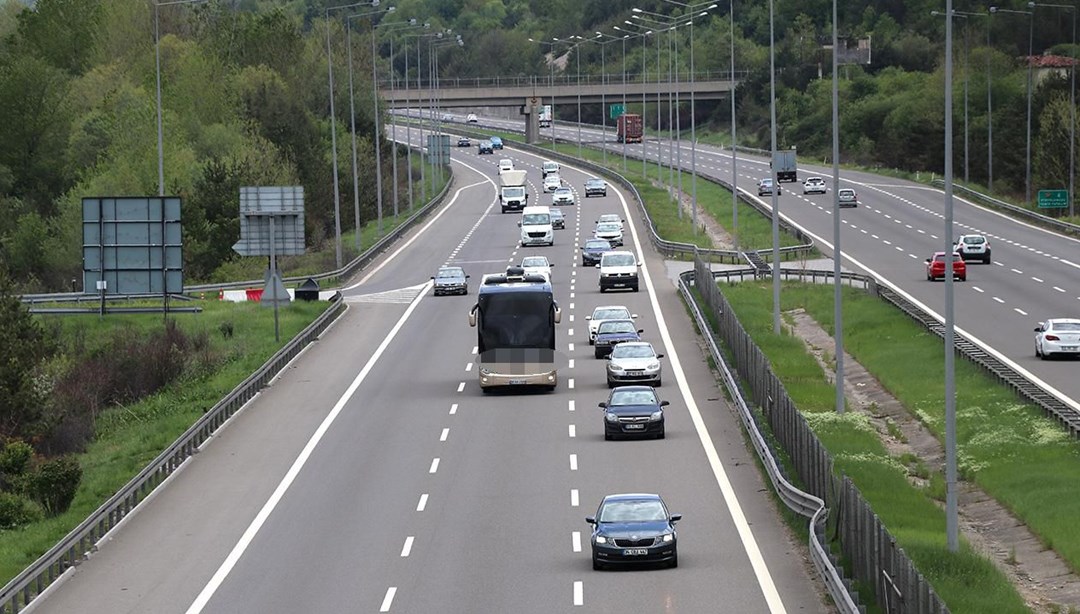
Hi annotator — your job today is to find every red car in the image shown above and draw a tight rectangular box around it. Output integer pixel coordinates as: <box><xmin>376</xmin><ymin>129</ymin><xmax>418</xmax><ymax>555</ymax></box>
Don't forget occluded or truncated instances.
<box><xmin>925</xmin><ymin>252</ymin><xmax>966</xmax><ymax>281</ymax></box>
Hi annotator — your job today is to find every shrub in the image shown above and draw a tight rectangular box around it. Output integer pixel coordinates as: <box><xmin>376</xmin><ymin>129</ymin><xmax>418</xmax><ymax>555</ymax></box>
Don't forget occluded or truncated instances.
<box><xmin>0</xmin><ymin>440</ymin><xmax>33</xmax><ymax>480</ymax></box>
<box><xmin>24</xmin><ymin>456</ymin><xmax>81</xmax><ymax>516</ymax></box>
<box><xmin>0</xmin><ymin>491</ymin><xmax>42</xmax><ymax>529</ymax></box>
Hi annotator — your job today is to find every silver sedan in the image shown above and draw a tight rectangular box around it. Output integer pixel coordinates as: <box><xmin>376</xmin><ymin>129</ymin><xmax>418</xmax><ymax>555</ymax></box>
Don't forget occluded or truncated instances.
<box><xmin>606</xmin><ymin>341</ymin><xmax>664</xmax><ymax>387</ymax></box>
<box><xmin>1035</xmin><ymin>318</ymin><xmax>1080</xmax><ymax>360</ymax></box>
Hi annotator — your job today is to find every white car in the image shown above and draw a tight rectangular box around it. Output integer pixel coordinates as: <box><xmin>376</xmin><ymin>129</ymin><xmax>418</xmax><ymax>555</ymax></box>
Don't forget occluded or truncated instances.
<box><xmin>543</xmin><ymin>174</ymin><xmax>562</xmax><ymax>192</ymax></box>
<box><xmin>520</xmin><ymin>255</ymin><xmax>553</xmax><ymax>281</ymax></box>
<box><xmin>586</xmin><ymin>305</ymin><xmax>638</xmax><ymax>345</ymax></box>
<box><xmin>596</xmin><ymin>214</ymin><xmax>624</xmax><ymax>231</ymax></box>
<box><xmin>466</xmin><ymin>113</ymin><xmax>478</xmax><ymax>123</ymax></box>
<box><xmin>498</xmin><ymin>159</ymin><xmax>514</xmax><ymax>174</ymax></box>
<box><xmin>954</xmin><ymin>234</ymin><xmax>991</xmax><ymax>264</ymax></box>
<box><xmin>1035</xmin><ymin>318</ymin><xmax>1080</xmax><ymax>360</ymax></box>
<box><xmin>441</xmin><ymin>112</ymin><xmax>453</xmax><ymax>122</ymax></box>
<box><xmin>837</xmin><ymin>188</ymin><xmax>859</xmax><ymax>208</ymax></box>
<box><xmin>802</xmin><ymin>177</ymin><xmax>827</xmax><ymax>194</ymax></box>
<box><xmin>594</xmin><ymin>222</ymin><xmax>623</xmax><ymax>246</ymax></box>
<box><xmin>606</xmin><ymin>341</ymin><xmax>664</xmax><ymax>388</ymax></box>
<box><xmin>552</xmin><ymin>187</ymin><xmax>575</xmax><ymax>206</ymax></box>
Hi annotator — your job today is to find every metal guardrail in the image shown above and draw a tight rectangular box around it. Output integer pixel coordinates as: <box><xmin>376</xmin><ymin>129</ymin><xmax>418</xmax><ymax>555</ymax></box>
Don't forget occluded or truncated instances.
<box><xmin>0</xmin><ymin>294</ymin><xmax>347</xmax><ymax>613</ymax></box>
<box><xmin>931</xmin><ymin>180</ymin><xmax>1080</xmax><ymax>238</ymax></box>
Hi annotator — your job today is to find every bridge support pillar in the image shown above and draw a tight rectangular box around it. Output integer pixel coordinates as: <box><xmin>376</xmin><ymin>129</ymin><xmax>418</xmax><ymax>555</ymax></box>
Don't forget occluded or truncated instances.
<box><xmin>523</xmin><ymin>97</ymin><xmax>541</xmax><ymax>144</ymax></box>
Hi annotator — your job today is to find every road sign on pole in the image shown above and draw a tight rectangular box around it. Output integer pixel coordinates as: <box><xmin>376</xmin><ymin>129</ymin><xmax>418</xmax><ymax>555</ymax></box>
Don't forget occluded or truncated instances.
<box><xmin>609</xmin><ymin>104</ymin><xmax>625</xmax><ymax>120</ymax></box>
<box><xmin>1037</xmin><ymin>189</ymin><xmax>1069</xmax><ymax>208</ymax></box>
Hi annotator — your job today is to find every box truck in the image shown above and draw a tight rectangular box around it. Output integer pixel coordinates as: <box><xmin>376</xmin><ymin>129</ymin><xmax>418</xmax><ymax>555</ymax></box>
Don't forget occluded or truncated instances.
<box><xmin>616</xmin><ymin>113</ymin><xmax>643</xmax><ymax>144</ymax></box>
<box><xmin>500</xmin><ymin>170</ymin><xmax>529</xmax><ymax>213</ymax></box>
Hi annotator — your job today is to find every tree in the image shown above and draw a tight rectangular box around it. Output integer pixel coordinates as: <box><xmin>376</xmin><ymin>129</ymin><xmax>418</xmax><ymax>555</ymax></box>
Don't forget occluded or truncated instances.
<box><xmin>0</xmin><ymin>271</ymin><xmax>53</xmax><ymax>440</ymax></box>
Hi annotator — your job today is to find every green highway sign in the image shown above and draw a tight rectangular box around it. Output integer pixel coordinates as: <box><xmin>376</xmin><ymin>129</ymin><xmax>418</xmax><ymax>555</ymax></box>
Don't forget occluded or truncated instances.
<box><xmin>1037</xmin><ymin>189</ymin><xmax>1069</xmax><ymax>209</ymax></box>
<box><xmin>609</xmin><ymin>104</ymin><xmax>625</xmax><ymax>119</ymax></box>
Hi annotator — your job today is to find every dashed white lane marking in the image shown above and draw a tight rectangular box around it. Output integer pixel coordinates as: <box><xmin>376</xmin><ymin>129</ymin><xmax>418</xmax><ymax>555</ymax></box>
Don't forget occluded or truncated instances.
<box><xmin>568</xmin><ymin>378</ymin><xmax>575</xmax><ymax>389</ymax></box>
<box><xmin>568</xmin><ymin>328</ymin><xmax>574</xmax><ymax>336</ymax></box>
<box><xmin>465</xmin><ymin>362</ymin><xmax>473</xmax><ymax>372</ymax></box>
<box><xmin>440</xmin><ymin>428</ymin><xmax>449</xmax><ymax>442</ymax></box>
<box><xmin>568</xmin><ymin>400</ymin><xmax>576</xmax><ymax>412</ymax></box>
<box><xmin>456</xmin><ymin>382</ymin><xmax>465</xmax><ymax>392</ymax></box>
<box><xmin>571</xmin><ymin>489</ymin><xmax>579</xmax><ymax>507</ymax></box>
<box><xmin>1032</xmin><ymin>277</ymin><xmax>1044</xmax><ymax>283</ymax></box>
<box><xmin>429</xmin><ymin>458</ymin><xmax>440</xmax><ymax>474</ymax></box>
<box><xmin>401</xmin><ymin>536</ymin><xmax>415</xmax><ymax>557</ymax></box>
<box><xmin>1054</xmin><ymin>286</ymin><xmax>1065</xmax><ymax>293</ymax></box>
<box><xmin>1011</xmin><ymin>268</ymin><xmax>1023</xmax><ymax>274</ymax></box>
<box><xmin>570</xmin><ymin>302</ymin><xmax>575</xmax><ymax>309</ymax></box>
<box><xmin>573</xmin><ymin>581</ymin><xmax>583</xmax><ymax>606</ymax></box>
<box><xmin>568</xmin><ymin>342</ymin><xmax>575</xmax><ymax>352</ymax></box>
<box><xmin>380</xmin><ymin>587</ymin><xmax>397</xmax><ymax>612</ymax></box>
<box><xmin>569</xmin><ymin>424</ymin><xmax>576</xmax><ymax>438</ymax></box>
<box><xmin>472</xmin><ymin>346</ymin><xmax>478</xmax><ymax>354</ymax></box>
<box><xmin>572</xmin><ymin>531</ymin><xmax>582</xmax><ymax>552</ymax></box>
<box><xmin>449</xmin><ymin>403</ymin><xmax>458</xmax><ymax>415</ymax></box>
<box><xmin>569</xmin><ymin>314</ymin><xmax>575</xmax><ymax>322</ymax></box>
<box><xmin>569</xmin><ymin>359</ymin><xmax>575</xmax><ymax>369</ymax></box>
<box><xmin>993</xmin><ymin>297</ymin><xmax>1005</xmax><ymax>304</ymax></box>
<box><xmin>1015</xmin><ymin>308</ymin><xmax>1028</xmax><ymax>316</ymax></box>
<box><xmin>973</xmin><ymin>287</ymin><xmax>985</xmax><ymax>293</ymax></box>
<box><xmin>417</xmin><ymin>494</ymin><xmax>428</xmax><ymax>512</ymax></box>
<box><xmin>569</xmin><ymin>454</ymin><xmax>578</xmax><ymax>471</ymax></box>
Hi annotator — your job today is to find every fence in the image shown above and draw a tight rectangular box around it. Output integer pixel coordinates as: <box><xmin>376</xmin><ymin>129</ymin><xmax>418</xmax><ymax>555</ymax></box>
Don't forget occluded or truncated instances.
<box><xmin>688</xmin><ymin>254</ymin><xmax>949</xmax><ymax>613</ymax></box>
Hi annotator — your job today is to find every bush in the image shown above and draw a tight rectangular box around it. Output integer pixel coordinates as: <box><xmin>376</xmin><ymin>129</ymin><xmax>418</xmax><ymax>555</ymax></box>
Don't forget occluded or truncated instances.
<box><xmin>0</xmin><ymin>491</ymin><xmax>42</xmax><ymax>529</ymax></box>
<box><xmin>0</xmin><ymin>440</ymin><xmax>33</xmax><ymax>480</ymax></box>
<box><xmin>23</xmin><ymin>456</ymin><xmax>81</xmax><ymax>516</ymax></box>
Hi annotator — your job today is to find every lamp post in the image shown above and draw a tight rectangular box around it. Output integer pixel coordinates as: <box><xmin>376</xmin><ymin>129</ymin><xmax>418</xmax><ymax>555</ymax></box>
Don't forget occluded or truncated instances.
<box><xmin>730</xmin><ymin>0</ymin><xmax>738</xmax><ymax>251</ymax></box>
<box><xmin>770</xmin><ymin>0</ymin><xmax>780</xmax><ymax>334</ymax></box>
<box><xmin>401</xmin><ymin>29</ymin><xmax>436</xmax><ymax>211</ymax></box>
<box><xmin>378</xmin><ymin>20</ymin><xmax>426</xmax><ymax>223</ymax></box>
<box><xmin>955</xmin><ymin>10</ymin><xmax>993</xmax><ymax>188</ymax></box>
<box><xmin>943</xmin><ymin>0</ymin><xmax>959</xmax><ymax>554</ymax></box>
<box><xmin>154</xmin><ymin>0</ymin><xmax>207</xmax><ymax>198</ymax></box>
<box><xmin>621</xmin><ymin>18</ymin><xmax>666</xmax><ymax>181</ymax></box>
<box><xmin>614</xmin><ymin>26</ymin><xmax>654</xmax><ymax>178</ymax></box>
<box><xmin>990</xmin><ymin>5</ymin><xmax>1034</xmax><ymax>207</ymax></box>
<box><xmin>345</xmin><ymin>5</ymin><xmax>395</xmax><ymax>246</ymax></box>
<box><xmin>326</xmin><ymin>1</ymin><xmax>380</xmax><ymax>269</ymax></box>
<box><xmin>430</xmin><ymin>35</ymin><xmax>463</xmax><ymax>190</ymax></box>
<box><xmin>1032</xmin><ymin>1</ymin><xmax>1076</xmax><ymax>216</ymax></box>
<box><xmin>593</xmin><ymin>32</ymin><xmax>625</xmax><ymax>166</ymax></box>
<box><xmin>528</xmin><ymin>37</ymin><xmax>570</xmax><ymax>150</ymax></box>
<box><xmin>934</xmin><ymin>10</ymin><xmax>971</xmax><ymax>185</ymax></box>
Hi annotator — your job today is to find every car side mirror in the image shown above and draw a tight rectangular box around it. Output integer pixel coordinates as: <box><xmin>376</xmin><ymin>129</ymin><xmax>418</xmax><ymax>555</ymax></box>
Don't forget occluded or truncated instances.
<box><xmin>660</xmin><ymin>400</ymin><xmax>670</xmax><ymax>407</ymax></box>
<box><xmin>598</xmin><ymin>402</ymin><xmax>608</xmax><ymax>408</ymax></box>
<box><xmin>1035</xmin><ymin>326</ymin><xmax>1043</xmax><ymax>332</ymax></box>
<box><xmin>637</xmin><ymin>329</ymin><xmax>644</xmax><ymax>334</ymax></box>
<box><xmin>631</xmin><ymin>314</ymin><xmax>639</xmax><ymax>319</ymax></box>
<box><xmin>517</xmin><ymin>222</ymin><xmax>522</xmax><ymax>227</ymax></box>
<box><xmin>586</xmin><ymin>516</ymin><xmax>596</xmax><ymax>525</ymax></box>
<box><xmin>550</xmin><ymin>263</ymin><xmax>555</xmax><ymax>267</ymax></box>
<box><xmin>595</xmin><ymin>264</ymin><xmax>600</xmax><ymax>269</ymax></box>
<box><xmin>925</xmin><ymin>258</ymin><xmax>931</xmax><ymax>263</ymax></box>
<box><xmin>585</xmin><ymin>316</ymin><xmax>592</xmax><ymax>321</ymax></box>
<box><xmin>656</xmin><ymin>353</ymin><xmax>665</xmax><ymax>359</ymax></box>
<box><xmin>669</xmin><ymin>514</ymin><xmax>682</xmax><ymax>523</ymax></box>
<box><xmin>430</xmin><ymin>276</ymin><xmax>435</xmax><ymax>279</ymax></box>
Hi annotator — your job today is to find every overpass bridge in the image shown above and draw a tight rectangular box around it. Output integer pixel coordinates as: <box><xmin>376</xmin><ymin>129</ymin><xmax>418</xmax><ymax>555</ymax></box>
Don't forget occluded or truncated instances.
<box><xmin>380</xmin><ymin>72</ymin><xmax>741</xmax><ymax>143</ymax></box>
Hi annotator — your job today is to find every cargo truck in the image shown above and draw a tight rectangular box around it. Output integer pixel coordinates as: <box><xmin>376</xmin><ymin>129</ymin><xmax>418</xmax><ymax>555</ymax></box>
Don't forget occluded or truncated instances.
<box><xmin>772</xmin><ymin>150</ymin><xmax>798</xmax><ymax>183</ymax></box>
<box><xmin>538</xmin><ymin>105</ymin><xmax>553</xmax><ymax>128</ymax></box>
<box><xmin>500</xmin><ymin>169</ymin><xmax>529</xmax><ymax>213</ymax></box>
<box><xmin>616</xmin><ymin>113</ymin><xmax>643</xmax><ymax>144</ymax></box>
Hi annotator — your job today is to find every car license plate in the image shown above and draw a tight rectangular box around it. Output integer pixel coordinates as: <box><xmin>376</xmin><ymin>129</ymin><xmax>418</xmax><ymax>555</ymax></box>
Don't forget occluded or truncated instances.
<box><xmin>628</xmin><ymin>371</ymin><xmax>643</xmax><ymax>376</ymax></box>
<box><xmin>509</xmin><ymin>379</ymin><xmax>526</xmax><ymax>385</ymax></box>
<box><xmin>1063</xmin><ymin>346</ymin><xmax>1078</xmax><ymax>351</ymax></box>
<box><xmin>625</xmin><ymin>423</ymin><xmax>645</xmax><ymax>430</ymax></box>
<box><xmin>624</xmin><ymin>548</ymin><xmax>649</xmax><ymax>556</ymax></box>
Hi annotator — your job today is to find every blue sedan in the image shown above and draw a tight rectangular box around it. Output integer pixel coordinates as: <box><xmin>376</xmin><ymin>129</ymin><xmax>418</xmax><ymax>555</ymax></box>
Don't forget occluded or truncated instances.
<box><xmin>586</xmin><ymin>493</ymin><xmax>681</xmax><ymax>569</ymax></box>
<box><xmin>599</xmin><ymin>385</ymin><xmax>668</xmax><ymax>440</ymax></box>
<box><xmin>593</xmin><ymin>319</ymin><xmax>642</xmax><ymax>359</ymax></box>
<box><xmin>581</xmin><ymin>238</ymin><xmax>613</xmax><ymax>266</ymax></box>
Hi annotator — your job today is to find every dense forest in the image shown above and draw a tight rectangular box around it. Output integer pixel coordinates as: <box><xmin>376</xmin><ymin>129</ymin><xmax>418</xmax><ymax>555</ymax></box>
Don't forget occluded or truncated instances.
<box><xmin>0</xmin><ymin>0</ymin><xmax>1076</xmax><ymax>293</ymax></box>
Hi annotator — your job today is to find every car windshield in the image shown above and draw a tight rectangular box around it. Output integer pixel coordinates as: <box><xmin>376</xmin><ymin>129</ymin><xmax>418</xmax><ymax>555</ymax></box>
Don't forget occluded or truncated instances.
<box><xmin>599</xmin><ymin>215</ymin><xmax>620</xmax><ymax>223</ymax></box>
<box><xmin>555</xmin><ymin>188</ymin><xmax>571</xmax><ymax>196</ymax></box>
<box><xmin>588</xmin><ymin>179</ymin><xmax>604</xmax><ymax>186</ymax></box>
<box><xmin>522</xmin><ymin>213</ymin><xmax>549</xmax><ymax>225</ymax></box>
<box><xmin>550</xmin><ymin>210</ymin><xmax>564</xmax><ymax>218</ymax></box>
<box><xmin>839</xmin><ymin>190</ymin><xmax>854</xmax><ymax>197</ymax></box>
<box><xmin>1051</xmin><ymin>322</ymin><xmax>1080</xmax><ymax>331</ymax></box>
<box><xmin>546</xmin><ymin>177</ymin><xmax>560</xmax><ymax>184</ymax></box>
<box><xmin>598</xmin><ymin>321</ymin><xmax>636</xmax><ymax>334</ymax></box>
<box><xmin>961</xmin><ymin>236</ymin><xmax>986</xmax><ymax>245</ymax></box>
<box><xmin>602</xmin><ymin>254</ymin><xmax>635</xmax><ymax>266</ymax></box>
<box><xmin>594</xmin><ymin>308</ymin><xmax>630</xmax><ymax>320</ymax></box>
<box><xmin>599</xmin><ymin>499</ymin><xmax>667</xmax><ymax>522</ymax></box>
<box><xmin>596</xmin><ymin>223</ymin><xmax>620</xmax><ymax>233</ymax></box>
<box><xmin>609</xmin><ymin>389</ymin><xmax>657</xmax><ymax>405</ymax></box>
<box><xmin>612</xmin><ymin>344</ymin><xmax>654</xmax><ymax>359</ymax></box>
<box><xmin>436</xmin><ymin>269</ymin><xmax>464</xmax><ymax>279</ymax></box>
<box><xmin>585</xmin><ymin>240</ymin><xmax>610</xmax><ymax>250</ymax></box>
<box><xmin>761</xmin><ymin>179</ymin><xmax>772</xmax><ymax>185</ymax></box>
<box><xmin>521</xmin><ymin>257</ymin><xmax>548</xmax><ymax>267</ymax></box>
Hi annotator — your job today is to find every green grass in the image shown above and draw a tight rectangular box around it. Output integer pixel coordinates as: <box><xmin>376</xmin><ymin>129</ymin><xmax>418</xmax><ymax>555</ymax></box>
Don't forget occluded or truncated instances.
<box><xmin>0</xmin><ymin>299</ymin><xmax>331</xmax><ymax>586</ymax></box>
<box><xmin>718</xmin><ymin>280</ymin><xmax>1079</xmax><ymax>612</ymax></box>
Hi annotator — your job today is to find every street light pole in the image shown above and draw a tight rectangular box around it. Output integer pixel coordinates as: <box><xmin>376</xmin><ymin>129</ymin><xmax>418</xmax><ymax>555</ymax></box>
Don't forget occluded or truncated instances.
<box><xmin>1032</xmin><ymin>2</ymin><xmax>1076</xmax><ymax>216</ymax></box>
<box><xmin>943</xmin><ymin>0</ymin><xmax>960</xmax><ymax>554</ymax></box>
<box><xmin>731</xmin><ymin>0</ymin><xmax>738</xmax><ymax>252</ymax></box>
<box><xmin>615</xmin><ymin>26</ymin><xmax>654</xmax><ymax>178</ymax></box>
<box><xmin>770</xmin><ymin>0</ymin><xmax>781</xmax><ymax>335</ymax></box>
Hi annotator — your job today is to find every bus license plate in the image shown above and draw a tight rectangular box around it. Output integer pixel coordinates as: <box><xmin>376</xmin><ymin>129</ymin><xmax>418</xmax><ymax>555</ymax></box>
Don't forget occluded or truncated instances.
<box><xmin>624</xmin><ymin>548</ymin><xmax>649</xmax><ymax>556</ymax></box>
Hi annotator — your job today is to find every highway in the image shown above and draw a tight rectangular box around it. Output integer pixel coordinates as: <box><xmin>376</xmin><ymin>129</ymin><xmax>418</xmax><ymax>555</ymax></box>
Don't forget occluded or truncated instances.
<box><xmin>32</xmin><ymin>128</ymin><xmax>829</xmax><ymax>612</ymax></box>
<box><xmin>428</xmin><ymin>109</ymin><xmax>1080</xmax><ymax>413</ymax></box>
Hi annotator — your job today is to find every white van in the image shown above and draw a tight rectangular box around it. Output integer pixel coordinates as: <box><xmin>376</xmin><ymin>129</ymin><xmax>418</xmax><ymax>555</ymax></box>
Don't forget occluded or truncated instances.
<box><xmin>597</xmin><ymin>250</ymin><xmax>640</xmax><ymax>292</ymax></box>
<box><xmin>498</xmin><ymin>159</ymin><xmax>514</xmax><ymax>174</ymax></box>
<box><xmin>519</xmin><ymin>206</ymin><xmax>554</xmax><ymax>247</ymax></box>
<box><xmin>542</xmin><ymin>160</ymin><xmax>560</xmax><ymax>178</ymax></box>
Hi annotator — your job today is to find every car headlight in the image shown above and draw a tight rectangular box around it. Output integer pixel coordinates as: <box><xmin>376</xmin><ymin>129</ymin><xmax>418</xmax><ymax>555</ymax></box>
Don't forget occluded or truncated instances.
<box><xmin>595</xmin><ymin>535</ymin><xmax>608</xmax><ymax>544</ymax></box>
<box><xmin>609</xmin><ymin>364</ymin><xmax>625</xmax><ymax>372</ymax></box>
<box><xmin>661</xmin><ymin>533</ymin><xmax>674</xmax><ymax>543</ymax></box>
<box><xmin>646</xmin><ymin>362</ymin><xmax>660</xmax><ymax>370</ymax></box>
<box><xmin>605</xmin><ymin>413</ymin><xmax>619</xmax><ymax>423</ymax></box>
<box><xmin>649</xmin><ymin>410</ymin><xmax>663</xmax><ymax>422</ymax></box>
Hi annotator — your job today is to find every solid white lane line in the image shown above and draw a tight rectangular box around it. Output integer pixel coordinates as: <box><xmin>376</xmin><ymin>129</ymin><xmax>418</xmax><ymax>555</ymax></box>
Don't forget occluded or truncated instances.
<box><xmin>449</xmin><ymin>403</ymin><xmax>458</xmax><ymax>415</ymax></box>
<box><xmin>572</xmin><ymin>531</ymin><xmax>582</xmax><ymax>552</ymax></box>
<box><xmin>456</xmin><ymin>382</ymin><xmax>465</xmax><ymax>392</ymax></box>
<box><xmin>569</xmin><ymin>454</ymin><xmax>578</xmax><ymax>471</ymax></box>
<box><xmin>401</xmin><ymin>536</ymin><xmax>414</xmax><ymax>557</ymax></box>
<box><xmin>440</xmin><ymin>428</ymin><xmax>449</xmax><ymax>442</ymax></box>
<box><xmin>417</xmin><ymin>494</ymin><xmax>428</xmax><ymax>512</ymax></box>
<box><xmin>573</xmin><ymin>581</ymin><xmax>583</xmax><ymax>606</ymax></box>
<box><xmin>569</xmin><ymin>424</ymin><xmax>576</xmax><ymax>438</ymax></box>
<box><xmin>429</xmin><ymin>458</ymin><xmax>440</xmax><ymax>474</ymax></box>
<box><xmin>571</xmin><ymin>489</ymin><xmax>579</xmax><ymax>507</ymax></box>
<box><xmin>185</xmin><ymin>282</ymin><xmax>433</xmax><ymax>614</ymax></box>
<box><xmin>380</xmin><ymin>587</ymin><xmax>397</xmax><ymax>612</ymax></box>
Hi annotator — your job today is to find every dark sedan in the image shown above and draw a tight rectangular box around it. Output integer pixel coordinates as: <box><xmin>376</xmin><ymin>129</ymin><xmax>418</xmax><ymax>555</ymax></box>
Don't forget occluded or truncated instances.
<box><xmin>584</xmin><ymin>178</ymin><xmax>608</xmax><ymax>198</ymax></box>
<box><xmin>456</xmin><ymin>136</ymin><xmax>471</xmax><ymax>147</ymax></box>
<box><xmin>599</xmin><ymin>385</ymin><xmax>668</xmax><ymax>440</ymax></box>
<box><xmin>581</xmin><ymin>238</ymin><xmax>613</xmax><ymax>266</ymax></box>
<box><xmin>431</xmin><ymin>266</ymin><xmax>469</xmax><ymax>296</ymax></box>
<box><xmin>593</xmin><ymin>319</ymin><xmax>642</xmax><ymax>359</ymax></box>
<box><xmin>586</xmin><ymin>493</ymin><xmax>680</xmax><ymax>569</ymax></box>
